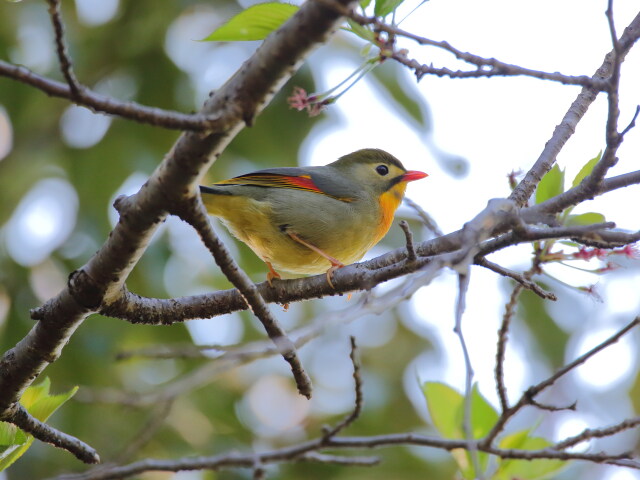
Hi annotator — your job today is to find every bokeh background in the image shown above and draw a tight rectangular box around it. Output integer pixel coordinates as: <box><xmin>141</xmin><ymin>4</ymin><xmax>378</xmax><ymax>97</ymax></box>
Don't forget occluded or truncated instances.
<box><xmin>1</xmin><ymin>0</ymin><xmax>640</xmax><ymax>479</ymax></box>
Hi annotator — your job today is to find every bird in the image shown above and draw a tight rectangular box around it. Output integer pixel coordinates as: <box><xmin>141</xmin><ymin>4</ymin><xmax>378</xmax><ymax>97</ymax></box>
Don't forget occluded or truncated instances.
<box><xmin>199</xmin><ymin>148</ymin><xmax>428</xmax><ymax>286</ymax></box>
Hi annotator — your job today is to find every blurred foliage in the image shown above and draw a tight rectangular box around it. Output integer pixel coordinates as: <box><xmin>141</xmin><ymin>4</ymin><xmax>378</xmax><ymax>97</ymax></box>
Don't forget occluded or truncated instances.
<box><xmin>0</xmin><ymin>1</ymin><xmax>445</xmax><ymax>479</ymax></box>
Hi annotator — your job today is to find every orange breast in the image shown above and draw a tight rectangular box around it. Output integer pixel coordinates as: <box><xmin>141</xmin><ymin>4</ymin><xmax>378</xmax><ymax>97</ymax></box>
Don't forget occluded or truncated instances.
<box><xmin>372</xmin><ymin>182</ymin><xmax>407</xmax><ymax>246</ymax></box>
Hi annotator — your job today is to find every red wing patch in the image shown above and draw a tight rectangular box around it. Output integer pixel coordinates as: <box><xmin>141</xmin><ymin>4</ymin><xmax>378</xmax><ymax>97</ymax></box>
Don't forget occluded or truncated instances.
<box><xmin>216</xmin><ymin>174</ymin><xmax>323</xmax><ymax>194</ymax></box>
<box><xmin>215</xmin><ymin>173</ymin><xmax>354</xmax><ymax>202</ymax></box>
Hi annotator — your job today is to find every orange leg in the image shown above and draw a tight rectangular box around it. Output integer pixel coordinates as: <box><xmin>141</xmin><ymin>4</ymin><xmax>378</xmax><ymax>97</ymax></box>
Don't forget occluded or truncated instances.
<box><xmin>266</xmin><ymin>262</ymin><xmax>281</xmax><ymax>287</ymax></box>
<box><xmin>287</xmin><ymin>232</ymin><xmax>344</xmax><ymax>288</ymax></box>
<box><xmin>266</xmin><ymin>262</ymin><xmax>289</xmax><ymax>310</ymax></box>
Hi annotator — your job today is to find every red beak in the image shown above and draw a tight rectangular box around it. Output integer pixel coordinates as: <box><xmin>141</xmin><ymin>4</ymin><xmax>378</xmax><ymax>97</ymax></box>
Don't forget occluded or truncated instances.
<box><xmin>402</xmin><ymin>170</ymin><xmax>428</xmax><ymax>182</ymax></box>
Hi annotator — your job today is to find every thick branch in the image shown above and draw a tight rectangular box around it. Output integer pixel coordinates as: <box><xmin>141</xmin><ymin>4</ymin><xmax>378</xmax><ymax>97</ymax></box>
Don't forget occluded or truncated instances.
<box><xmin>101</xmin><ymin>220</ymin><xmax>633</xmax><ymax>324</ymax></box>
<box><xmin>0</xmin><ymin>0</ymin><xmax>357</xmax><ymax>433</ymax></box>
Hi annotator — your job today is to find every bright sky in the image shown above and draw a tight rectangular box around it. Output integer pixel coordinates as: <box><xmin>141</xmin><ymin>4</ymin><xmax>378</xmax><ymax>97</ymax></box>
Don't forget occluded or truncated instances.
<box><xmin>302</xmin><ymin>2</ymin><xmax>640</xmax><ymax>478</ymax></box>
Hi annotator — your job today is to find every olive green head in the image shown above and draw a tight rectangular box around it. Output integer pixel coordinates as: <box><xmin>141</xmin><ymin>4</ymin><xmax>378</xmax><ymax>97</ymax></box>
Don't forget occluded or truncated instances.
<box><xmin>327</xmin><ymin>148</ymin><xmax>425</xmax><ymax>196</ymax></box>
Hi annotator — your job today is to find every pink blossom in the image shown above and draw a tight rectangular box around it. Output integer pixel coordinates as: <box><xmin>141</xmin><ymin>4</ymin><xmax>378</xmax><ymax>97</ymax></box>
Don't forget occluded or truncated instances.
<box><xmin>615</xmin><ymin>244</ymin><xmax>640</xmax><ymax>258</ymax></box>
<box><xmin>287</xmin><ymin>87</ymin><xmax>313</xmax><ymax>111</ymax></box>
<box><xmin>287</xmin><ymin>86</ymin><xmax>326</xmax><ymax>117</ymax></box>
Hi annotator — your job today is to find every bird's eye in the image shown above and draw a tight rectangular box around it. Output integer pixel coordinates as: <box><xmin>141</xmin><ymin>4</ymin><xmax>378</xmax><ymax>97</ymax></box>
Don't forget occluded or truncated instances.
<box><xmin>375</xmin><ymin>165</ymin><xmax>389</xmax><ymax>176</ymax></box>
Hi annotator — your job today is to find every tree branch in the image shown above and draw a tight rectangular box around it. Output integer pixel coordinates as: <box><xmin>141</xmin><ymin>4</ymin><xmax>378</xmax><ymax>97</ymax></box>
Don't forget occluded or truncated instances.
<box><xmin>95</xmin><ymin>196</ymin><xmax>637</xmax><ymax>325</ymax></box>
<box><xmin>0</xmin><ymin>60</ymin><xmax>228</xmax><ymax>131</ymax></box>
<box><xmin>1</xmin><ymin>403</ymin><xmax>99</xmax><ymax>464</ymax></box>
<box><xmin>46</xmin><ymin>0</ymin><xmax>80</xmax><ymax>95</ymax></box>
<box><xmin>509</xmin><ymin>9</ymin><xmax>640</xmax><ymax>206</ymax></box>
<box><xmin>0</xmin><ymin>0</ymin><xmax>358</xmax><ymax>456</ymax></box>
<box><xmin>345</xmin><ymin>10</ymin><xmax>609</xmax><ymax>88</ymax></box>
<box><xmin>175</xmin><ymin>196</ymin><xmax>311</xmax><ymax>398</ymax></box>
<box><xmin>475</xmin><ymin>257</ymin><xmax>556</xmax><ymax>300</ymax></box>
<box><xmin>481</xmin><ymin>316</ymin><xmax>640</xmax><ymax>447</ymax></box>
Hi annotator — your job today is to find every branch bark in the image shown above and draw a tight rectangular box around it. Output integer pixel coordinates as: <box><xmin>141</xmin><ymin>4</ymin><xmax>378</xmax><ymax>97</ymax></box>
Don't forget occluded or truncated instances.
<box><xmin>0</xmin><ymin>0</ymin><xmax>357</xmax><ymax>444</ymax></box>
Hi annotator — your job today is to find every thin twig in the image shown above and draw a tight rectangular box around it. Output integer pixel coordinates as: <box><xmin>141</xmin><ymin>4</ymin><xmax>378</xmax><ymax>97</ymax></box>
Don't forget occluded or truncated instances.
<box><xmin>0</xmin><ymin>60</ymin><xmax>228</xmax><ymax>131</ymax></box>
<box><xmin>177</xmin><ymin>195</ymin><xmax>312</xmax><ymax>398</ymax></box>
<box><xmin>398</xmin><ymin>220</ymin><xmax>416</xmax><ymax>261</ymax></box>
<box><xmin>51</xmin><ymin>427</ymin><xmax>639</xmax><ymax>480</ymax></box>
<box><xmin>391</xmin><ymin>50</ymin><xmax>603</xmax><ymax>87</ymax></box>
<box><xmin>553</xmin><ymin>416</ymin><xmax>640</xmax><ymax>450</ymax></box>
<box><xmin>403</xmin><ymin>197</ymin><xmax>443</xmax><ymax>237</ymax></box>
<box><xmin>493</xmin><ymin>254</ymin><xmax>544</xmax><ymax>414</ymax></box>
<box><xmin>322</xmin><ymin>336</ymin><xmax>364</xmax><ymax>439</ymax></box>
<box><xmin>475</xmin><ymin>257</ymin><xmax>556</xmax><ymax>300</ymax></box>
<box><xmin>509</xmin><ymin>10</ymin><xmax>640</xmax><ymax>206</ymax></box>
<box><xmin>575</xmin><ymin>0</ymin><xmax>625</xmax><ymax>198</ymax></box>
<box><xmin>526</xmin><ymin>317</ymin><xmax>640</xmax><ymax>398</ymax></box>
<box><xmin>2</xmin><ymin>403</ymin><xmax>100</xmax><ymax>464</ymax></box>
<box><xmin>528</xmin><ymin>397</ymin><xmax>576</xmax><ymax>413</ymax></box>
<box><xmin>620</xmin><ymin>105</ymin><xmax>640</xmax><ymax>136</ymax></box>
<box><xmin>495</xmin><ymin>283</ymin><xmax>523</xmax><ymax>413</ymax></box>
<box><xmin>46</xmin><ymin>0</ymin><xmax>80</xmax><ymax>95</ymax></box>
<box><xmin>477</xmin><ymin>224</ymin><xmax>640</xmax><ymax>258</ymax></box>
<box><xmin>345</xmin><ymin>11</ymin><xmax>607</xmax><ymax>88</ymax></box>
<box><xmin>482</xmin><ymin>316</ymin><xmax>640</xmax><ymax>447</ymax></box>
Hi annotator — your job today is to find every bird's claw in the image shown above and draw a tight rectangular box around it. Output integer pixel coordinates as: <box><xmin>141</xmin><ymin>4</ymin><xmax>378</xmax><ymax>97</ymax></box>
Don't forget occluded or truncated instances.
<box><xmin>325</xmin><ymin>261</ymin><xmax>345</xmax><ymax>289</ymax></box>
<box><xmin>266</xmin><ymin>262</ymin><xmax>281</xmax><ymax>287</ymax></box>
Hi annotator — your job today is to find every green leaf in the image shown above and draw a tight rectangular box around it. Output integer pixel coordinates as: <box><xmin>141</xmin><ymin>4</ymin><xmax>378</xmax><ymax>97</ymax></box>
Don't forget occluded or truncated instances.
<box><xmin>360</xmin><ymin>0</ymin><xmax>372</xmax><ymax>9</ymax></box>
<box><xmin>202</xmin><ymin>3</ymin><xmax>299</xmax><ymax>42</ymax></box>
<box><xmin>535</xmin><ymin>164</ymin><xmax>564</xmax><ymax>204</ymax></box>
<box><xmin>572</xmin><ymin>151</ymin><xmax>602</xmax><ymax>188</ymax></box>
<box><xmin>0</xmin><ymin>423</ymin><xmax>18</xmax><ymax>447</ymax></box>
<box><xmin>345</xmin><ymin>19</ymin><xmax>376</xmax><ymax>43</ymax></box>
<box><xmin>469</xmin><ymin>385</ymin><xmax>498</xmax><ymax>476</ymax></box>
<box><xmin>423</xmin><ymin>382</ymin><xmax>464</xmax><ymax>439</ymax></box>
<box><xmin>423</xmin><ymin>382</ymin><xmax>498</xmax><ymax>439</ymax></box>
<box><xmin>470</xmin><ymin>384</ymin><xmax>499</xmax><ymax>439</ymax></box>
<box><xmin>0</xmin><ymin>435</ymin><xmax>33</xmax><ymax>471</ymax></box>
<box><xmin>374</xmin><ymin>0</ymin><xmax>405</xmax><ymax>17</ymax></box>
<box><xmin>424</xmin><ymin>382</ymin><xmax>499</xmax><ymax>479</ymax></box>
<box><xmin>565</xmin><ymin>212</ymin><xmax>606</xmax><ymax>226</ymax></box>
<box><xmin>496</xmin><ymin>433</ymin><xmax>565</xmax><ymax>479</ymax></box>
<box><xmin>0</xmin><ymin>379</ymin><xmax>78</xmax><ymax>471</ymax></box>
<box><xmin>19</xmin><ymin>376</ymin><xmax>51</xmax><ymax>408</ymax></box>
<box><xmin>29</xmin><ymin>387</ymin><xmax>79</xmax><ymax>422</ymax></box>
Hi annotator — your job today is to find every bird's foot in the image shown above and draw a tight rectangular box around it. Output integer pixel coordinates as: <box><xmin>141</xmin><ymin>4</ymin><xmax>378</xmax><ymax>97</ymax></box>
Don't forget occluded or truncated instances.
<box><xmin>286</xmin><ymin>231</ymin><xmax>345</xmax><ymax>289</ymax></box>
<box><xmin>325</xmin><ymin>260</ymin><xmax>345</xmax><ymax>289</ymax></box>
<box><xmin>266</xmin><ymin>262</ymin><xmax>281</xmax><ymax>287</ymax></box>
